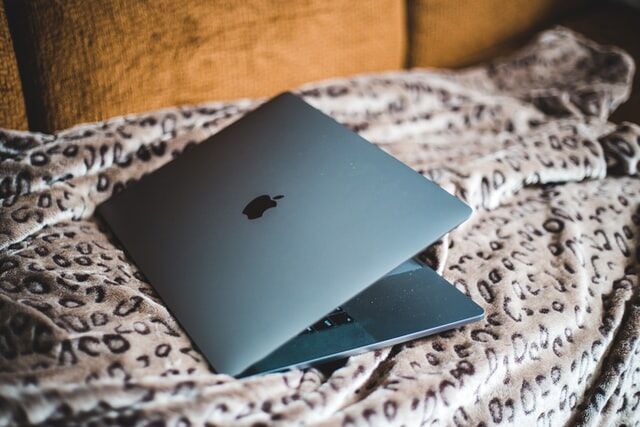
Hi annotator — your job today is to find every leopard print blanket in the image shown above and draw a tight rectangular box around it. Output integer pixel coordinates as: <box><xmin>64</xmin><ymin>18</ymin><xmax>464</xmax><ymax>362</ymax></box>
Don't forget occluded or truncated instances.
<box><xmin>1</xmin><ymin>28</ymin><xmax>639</xmax><ymax>426</ymax></box>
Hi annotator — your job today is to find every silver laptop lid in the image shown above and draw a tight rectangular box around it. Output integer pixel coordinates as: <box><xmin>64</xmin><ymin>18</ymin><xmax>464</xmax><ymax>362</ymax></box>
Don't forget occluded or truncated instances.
<box><xmin>98</xmin><ymin>93</ymin><xmax>472</xmax><ymax>376</ymax></box>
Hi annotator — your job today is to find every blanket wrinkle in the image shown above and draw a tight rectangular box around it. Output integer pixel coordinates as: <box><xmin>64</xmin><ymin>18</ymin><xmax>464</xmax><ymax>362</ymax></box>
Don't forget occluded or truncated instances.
<box><xmin>1</xmin><ymin>28</ymin><xmax>640</xmax><ymax>426</ymax></box>
<box><xmin>451</xmin><ymin>28</ymin><xmax>635</xmax><ymax>121</ymax></box>
<box><xmin>573</xmin><ymin>278</ymin><xmax>640</xmax><ymax>425</ymax></box>
<box><xmin>598</xmin><ymin>122</ymin><xmax>640</xmax><ymax>176</ymax></box>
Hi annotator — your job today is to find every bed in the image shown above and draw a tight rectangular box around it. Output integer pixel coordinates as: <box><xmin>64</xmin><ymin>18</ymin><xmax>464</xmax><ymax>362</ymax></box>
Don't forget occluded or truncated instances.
<box><xmin>0</xmin><ymin>29</ymin><xmax>638</xmax><ymax>426</ymax></box>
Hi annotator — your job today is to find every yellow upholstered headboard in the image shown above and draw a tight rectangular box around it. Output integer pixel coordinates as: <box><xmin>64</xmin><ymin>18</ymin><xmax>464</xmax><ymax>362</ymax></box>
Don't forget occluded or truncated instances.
<box><xmin>13</xmin><ymin>0</ymin><xmax>406</xmax><ymax>132</ymax></box>
<box><xmin>6</xmin><ymin>0</ymin><xmax>581</xmax><ymax>132</ymax></box>
<box><xmin>0</xmin><ymin>5</ymin><xmax>27</xmax><ymax>130</ymax></box>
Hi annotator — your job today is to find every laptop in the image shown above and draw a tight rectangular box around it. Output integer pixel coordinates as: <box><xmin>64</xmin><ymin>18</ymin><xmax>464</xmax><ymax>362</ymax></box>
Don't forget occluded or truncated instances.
<box><xmin>97</xmin><ymin>92</ymin><xmax>484</xmax><ymax>377</ymax></box>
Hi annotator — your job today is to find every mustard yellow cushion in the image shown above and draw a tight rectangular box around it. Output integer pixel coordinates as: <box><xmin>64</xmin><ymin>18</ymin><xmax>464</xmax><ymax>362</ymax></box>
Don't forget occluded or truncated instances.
<box><xmin>0</xmin><ymin>6</ymin><xmax>27</xmax><ymax>130</ymax></box>
<box><xmin>409</xmin><ymin>0</ymin><xmax>580</xmax><ymax>68</ymax></box>
<box><xmin>17</xmin><ymin>0</ymin><xmax>405</xmax><ymax>132</ymax></box>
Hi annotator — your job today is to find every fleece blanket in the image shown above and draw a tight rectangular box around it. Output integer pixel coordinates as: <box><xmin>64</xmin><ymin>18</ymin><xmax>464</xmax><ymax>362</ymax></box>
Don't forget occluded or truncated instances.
<box><xmin>1</xmin><ymin>28</ymin><xmax>639</xmax><ymax>426</ymax></box>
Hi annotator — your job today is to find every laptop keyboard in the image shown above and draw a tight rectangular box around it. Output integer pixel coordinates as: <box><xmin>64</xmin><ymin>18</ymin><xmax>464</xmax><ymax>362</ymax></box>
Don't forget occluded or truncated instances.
<box><xmin>300</xmin><ymin>307</ymin><xmax>354</xmax><ymax>335</ymax></box>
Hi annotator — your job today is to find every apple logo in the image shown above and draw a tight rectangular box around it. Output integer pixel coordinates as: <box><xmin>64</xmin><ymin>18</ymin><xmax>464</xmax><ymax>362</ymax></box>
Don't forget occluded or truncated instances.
<box><xmin>242</xmin><ymin>194</ymin><xmax>284</xmax><ymax>219</ymax></box>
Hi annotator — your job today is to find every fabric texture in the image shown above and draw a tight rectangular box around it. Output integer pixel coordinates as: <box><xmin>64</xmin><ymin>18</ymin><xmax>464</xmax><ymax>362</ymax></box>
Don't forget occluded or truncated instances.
<box><xmin>560</xmin><ymin>2</ymin><xmax>640</xmax><ymax>124</ymax></box>
<box><xmin>0</xmin><ymin>29</ymin><xmax>639</xmax><ymax>426</ymax></box>
<box><xmin>14</xmin><ymin>0</ymin><xmax>405</xmax><ymax>133</ymax></box>
<box><xmin>408</xmin><ymin>0</ymin><xmax>580</xmax><ymax>68</ymax></box>
<box><xmin>0</xmin><ymin>5</ymin><xmax>27</xmax><ymax>130</ymax></box>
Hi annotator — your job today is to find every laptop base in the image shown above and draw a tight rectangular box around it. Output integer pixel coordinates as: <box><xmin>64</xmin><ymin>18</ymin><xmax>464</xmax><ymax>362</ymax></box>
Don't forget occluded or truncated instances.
<box><xmin>240</xmin><ymin>263</ymin><xmax>483</xmax><ymax>377</ymax></box>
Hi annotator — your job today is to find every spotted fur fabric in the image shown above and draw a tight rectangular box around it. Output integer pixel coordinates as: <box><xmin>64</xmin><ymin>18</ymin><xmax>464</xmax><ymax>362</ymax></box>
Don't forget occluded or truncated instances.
<box><xmin>1</xmin><ymin>28</ymin><xmax>639</xmax><ymax>426</ymax></box>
